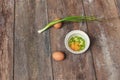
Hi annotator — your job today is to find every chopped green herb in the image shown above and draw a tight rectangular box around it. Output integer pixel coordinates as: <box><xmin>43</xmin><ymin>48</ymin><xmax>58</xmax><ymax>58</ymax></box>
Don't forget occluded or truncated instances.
<box><xmin>68</xmin><ymin>36</ymin><xmax>85</xmax><ymax>51</ymax></box>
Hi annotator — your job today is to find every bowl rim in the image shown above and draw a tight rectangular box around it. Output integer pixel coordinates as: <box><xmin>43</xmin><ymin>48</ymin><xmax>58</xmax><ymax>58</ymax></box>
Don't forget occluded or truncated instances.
<box><xmin>64</xmin><ymin>30</ymin><xmax>90</xmax><ymax>54</ymax></box>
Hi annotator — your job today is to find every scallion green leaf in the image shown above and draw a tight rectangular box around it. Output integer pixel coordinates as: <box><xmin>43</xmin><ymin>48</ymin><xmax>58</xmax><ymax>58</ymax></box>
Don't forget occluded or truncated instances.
<box><xmin>38</xmin><ymin>16</ymin><xmax>97</xmax><ymax>34</ymax></box>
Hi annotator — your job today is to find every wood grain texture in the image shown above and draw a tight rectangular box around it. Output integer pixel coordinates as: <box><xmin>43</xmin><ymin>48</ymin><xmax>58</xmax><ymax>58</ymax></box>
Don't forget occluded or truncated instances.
<box><xmin>0</xmin><ymin>0</ymin><xmax>14</xmax><ymax>80</ymax></box>
<box><xmin>83</xmin><ymin>0</ymin><xmax>120</xmax><ymax>80</ymax></box>
<box><xmin>1</xmin><ymin>0</ymin><xmax>120</xmax><ymax>80</ymax></box>
<box><xmin>115</xmin><ymin>0</ymin><xmax>120</xmax><ymax>14</ymax></box>
<box><xmin>47</xmin><ymin>0</ymin><xmax>96</xmax><ymax>80</ymax></box>
<box><xmin>14</xmin><ymin>0</ymin><xmax>53</xmax><ymax>80</ymax></box>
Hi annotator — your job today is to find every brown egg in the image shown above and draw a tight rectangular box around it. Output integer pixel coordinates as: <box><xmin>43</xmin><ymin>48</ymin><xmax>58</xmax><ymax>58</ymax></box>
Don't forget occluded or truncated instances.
<box><xmin>53</xmin><ymin>18</ymin><xmax>62</xmax><ymax>29</ymax></box>
<box><xmin>52</xmin><ymin>52</ymin><xmax>65</xmax><ymax>61</ymax></box>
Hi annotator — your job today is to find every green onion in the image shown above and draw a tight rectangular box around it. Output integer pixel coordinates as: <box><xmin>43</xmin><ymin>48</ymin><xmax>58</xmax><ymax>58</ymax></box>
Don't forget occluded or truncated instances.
<box><xmin>38</xmin><ymin>16</ymin><xmax>97</xmax><ymax>34</ymax></box>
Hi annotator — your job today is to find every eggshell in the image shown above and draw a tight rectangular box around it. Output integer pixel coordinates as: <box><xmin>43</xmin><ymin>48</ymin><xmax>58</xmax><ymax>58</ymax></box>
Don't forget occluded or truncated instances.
<box><xmin>52</xmin><ymin>52</ymin><xmax>65</xmax><ymax>61</ymax></box>
<box><xmin>53</xmin><ymin>18</ymin><xmax>62</xmax><ymax>29</ymax></box>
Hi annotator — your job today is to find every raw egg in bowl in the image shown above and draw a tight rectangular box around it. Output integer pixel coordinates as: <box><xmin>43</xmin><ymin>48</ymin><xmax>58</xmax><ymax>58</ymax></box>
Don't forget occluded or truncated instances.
<box><xmin>65</xmin><ymin>30</ymin><xmax>90</xmax><ymax>54</ymax></box>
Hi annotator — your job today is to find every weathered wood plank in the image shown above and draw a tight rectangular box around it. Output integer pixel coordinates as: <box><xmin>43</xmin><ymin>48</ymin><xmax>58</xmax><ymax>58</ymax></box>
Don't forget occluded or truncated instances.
<box><xmin>0</xmin><ymin>0</ymin><xmax>14</xmax><ymax>80</ymax></box>
<box><xmin>14</xmin><ymin>0</ymin><xmax>53</xmax><ymax>80</ymax></box>
<box><xmin>114</xmin><ymin>0</ymin><xmax>120</xmax><ymax>14</ymax></box>
<box><xmin>47</xmin><ymin>0</ymin><xmax>96</xmax><ymax>80</ymax></box>
<box><xmin>83</xmin><ymin>0</ymin><xmax>120</xmax><ymax>80</ymax></box>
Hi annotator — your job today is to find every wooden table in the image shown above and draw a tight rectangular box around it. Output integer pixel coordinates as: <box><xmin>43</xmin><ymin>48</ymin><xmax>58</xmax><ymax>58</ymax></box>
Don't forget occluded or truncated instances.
<box><xmin>0</xmin><ymin>0</ymin><xmax>120</xmax><ymax>80</ymax></box>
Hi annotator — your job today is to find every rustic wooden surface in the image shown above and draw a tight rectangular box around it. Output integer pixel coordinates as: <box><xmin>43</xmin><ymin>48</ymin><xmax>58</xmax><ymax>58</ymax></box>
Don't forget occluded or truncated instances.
<box><xmin>0</xmin><ymin>0</ymin><xmax>120</xmax><ymax>80</ymax></box>
<box><xmin>0</xmin><ymin>0</ymin><xmax>14</xmax><ymax>80</ymax></box>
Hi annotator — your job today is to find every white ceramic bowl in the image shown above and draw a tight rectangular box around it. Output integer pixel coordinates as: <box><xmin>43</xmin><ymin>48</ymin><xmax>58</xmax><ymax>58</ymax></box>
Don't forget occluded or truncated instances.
<box><xmin>64</xmin><ymin>30</ymin><xmax>90</xmax><ymax>54</ymax></box>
